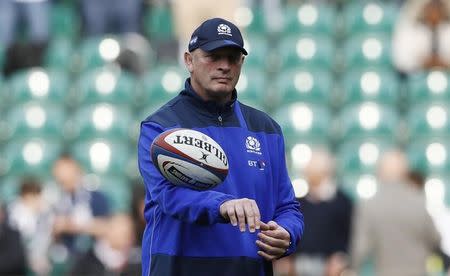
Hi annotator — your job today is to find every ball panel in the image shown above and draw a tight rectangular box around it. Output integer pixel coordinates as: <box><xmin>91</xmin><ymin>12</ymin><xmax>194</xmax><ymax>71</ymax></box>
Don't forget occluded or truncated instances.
<box><xmin>157</xmin><ymin>155</ymin><xmax>222</xmax><ymax>190</ymax></box>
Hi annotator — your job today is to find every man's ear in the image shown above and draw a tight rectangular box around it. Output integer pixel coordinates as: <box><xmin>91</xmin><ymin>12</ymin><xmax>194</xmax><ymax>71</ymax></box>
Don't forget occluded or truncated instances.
<box><xmin>184</xmin><ymin>52</ymin><xmax>194</xmax><ymax>73</ymax></box>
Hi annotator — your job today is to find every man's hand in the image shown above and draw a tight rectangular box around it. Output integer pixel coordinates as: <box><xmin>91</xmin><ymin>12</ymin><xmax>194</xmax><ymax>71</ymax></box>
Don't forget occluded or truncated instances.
<box><xmin>219</xmin><ymin>198</ymin><xmax>261</xmax><ymax>232</ymax></box>
<box><xmin>256</xmin><ymin>221</ymin><xmax>291</xmax><ymax>261</ymax></box>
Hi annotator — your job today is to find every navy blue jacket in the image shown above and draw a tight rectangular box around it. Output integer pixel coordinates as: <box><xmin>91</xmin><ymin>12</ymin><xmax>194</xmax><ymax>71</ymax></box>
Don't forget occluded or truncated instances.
<box><xmin>138</xmin><ymin>79</ymin><xmax>304</xmax><ymax>276</ymax></box>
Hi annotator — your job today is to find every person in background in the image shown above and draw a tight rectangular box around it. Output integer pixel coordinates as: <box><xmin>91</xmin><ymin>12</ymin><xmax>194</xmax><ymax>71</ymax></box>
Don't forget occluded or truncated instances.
<box><xmin>7</xmin><ymin>177</ymin><xmax>54</xmax><ymax>276</ymax></box>
<box><xmin>69</xmin><ymin>214</ymin><xmax>141</xmax><ymax>276</ymax></box>
<box><xmin>51</xmin><ymin>154</ymin><xmax>111</xmax><ymax>256</ymax></box>
<box><xmin>351</xmin><ymin>149</ymin><xmax>441</xmax><ymax>276</ymax></box>
<box><xmin>0</xmin><ymin>0</ymin><xmax>50</xmax><ymax>48</ymax></box>
<box><xmin>294</xmin><ymin>148</ymin><xmax>353</xmax><ymax>276</ymax></box>
<box><xmin>392</xmin><ymin>0</ymin><xmax>450</xmax><ymax>74</ymax></box>
<box><xmin>0</xmin><ymin>200</ymin><xmax>27</xmax><ymax>275</ymax></box>
<box><xmin>0</xmin><ymin>0</ymin><xmax>50</xmax><ymax>76</ymax></box>
<box><xmin>80</xmin><ymin>0</ymin><xmax>143</xmax><ymax>36</ymax></box>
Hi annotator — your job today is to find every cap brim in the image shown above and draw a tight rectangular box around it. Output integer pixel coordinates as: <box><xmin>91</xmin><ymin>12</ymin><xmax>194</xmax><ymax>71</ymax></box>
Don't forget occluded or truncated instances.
<box><xmin>200</xmin><ymin>40</ymin><xmax>248</xmax><ymax>55</ymax></box>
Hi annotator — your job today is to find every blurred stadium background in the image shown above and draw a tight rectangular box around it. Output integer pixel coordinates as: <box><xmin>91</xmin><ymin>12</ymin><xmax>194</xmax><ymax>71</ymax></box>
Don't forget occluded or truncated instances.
<box><xmin>0</xmin><ymin>0</ymin><xmax>449</xmax><ymax>275</ymax></box>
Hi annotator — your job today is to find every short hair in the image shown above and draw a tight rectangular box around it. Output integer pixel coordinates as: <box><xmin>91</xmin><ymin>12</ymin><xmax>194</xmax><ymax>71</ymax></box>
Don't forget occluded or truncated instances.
<box><xmin>19</xmin><ymin>178</ymin><xmax>42</xmax><ymax>196</ymax></box>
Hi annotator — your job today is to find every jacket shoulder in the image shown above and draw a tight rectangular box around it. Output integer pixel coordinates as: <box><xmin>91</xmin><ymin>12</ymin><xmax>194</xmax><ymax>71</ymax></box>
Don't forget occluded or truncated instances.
<box><xmin>141</xmin><ymin>96</ymin><xmax>183</xmax><ymax>128</ymax></box>
<box><xmin>239</xmin><ymin>102</ymin><xmax>282</xmax><ymax>135</ymax></box>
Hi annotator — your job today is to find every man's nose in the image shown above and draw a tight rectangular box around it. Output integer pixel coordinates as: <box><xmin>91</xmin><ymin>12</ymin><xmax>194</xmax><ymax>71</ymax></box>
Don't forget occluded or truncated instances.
<box><xmin>217</xmin><ymin>57</ymin><xmax>231</xmax><ymax>71</ymax></box>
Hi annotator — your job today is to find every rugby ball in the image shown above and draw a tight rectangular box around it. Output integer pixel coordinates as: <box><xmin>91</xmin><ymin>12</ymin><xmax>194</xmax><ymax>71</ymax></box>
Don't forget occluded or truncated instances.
<box><xmin>150</xmin><ymin>128</ymin><xmax>229</xmax><ymax>190</ymax></box>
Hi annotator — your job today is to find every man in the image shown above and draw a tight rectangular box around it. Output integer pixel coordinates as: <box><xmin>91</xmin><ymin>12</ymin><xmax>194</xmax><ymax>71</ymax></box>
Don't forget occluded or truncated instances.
<box><xmin>350</xmin><ymin>150</ymin><xmax>441</xmax><ymax>276</ymax></box>
<box><xmin>138</xmin><ymin>18</ymin><xmax>304</xmax><ymax>276</ymax></box>
<box><xmin>51</xmin><ymin>154</ymin><xmax>111</xmax><ymax>255</ymax></box>
<box><xmin>295</xmin><ymin>148</ymin><xmax>353</xmax><ymax>276</ymax></box>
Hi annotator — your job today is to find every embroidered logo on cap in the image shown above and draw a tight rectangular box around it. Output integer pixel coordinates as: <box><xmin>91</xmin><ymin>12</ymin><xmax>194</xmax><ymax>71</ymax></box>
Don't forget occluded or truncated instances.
<box><xmin>217</xmin><ymin>24</ymin><xmax>232</xmax><ymax>36</ymax></box>
<box><xmin>189</xmin><ymin>36</ymin><xmax>198</xmax><ymax>45</ymax></box>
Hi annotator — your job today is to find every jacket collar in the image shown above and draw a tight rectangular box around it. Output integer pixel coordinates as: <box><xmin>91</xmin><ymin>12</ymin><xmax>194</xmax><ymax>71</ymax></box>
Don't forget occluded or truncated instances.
<box><xmin>180</xmin><ymin>78</ymin><xmax>237</xmax><ymax>114</ymax></box>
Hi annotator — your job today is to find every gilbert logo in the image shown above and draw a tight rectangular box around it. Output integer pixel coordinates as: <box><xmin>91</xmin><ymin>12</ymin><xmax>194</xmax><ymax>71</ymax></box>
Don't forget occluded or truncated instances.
<box><xmin>246</xmin><ymin>136</ymin><xmax>261</xmax><ymax>155</ymax></box>
<box><xmin>217</xmin><ymin>24</ymin><xmax>232</xmax><ymax>36</ymax></box>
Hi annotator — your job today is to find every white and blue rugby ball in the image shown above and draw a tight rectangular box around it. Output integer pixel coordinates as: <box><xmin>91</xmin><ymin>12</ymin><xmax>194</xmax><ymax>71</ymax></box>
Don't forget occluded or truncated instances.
<box><xmin>151</xmin><ymin>128</ymin><xmax>229</xmax><ymax>190</ymax></box>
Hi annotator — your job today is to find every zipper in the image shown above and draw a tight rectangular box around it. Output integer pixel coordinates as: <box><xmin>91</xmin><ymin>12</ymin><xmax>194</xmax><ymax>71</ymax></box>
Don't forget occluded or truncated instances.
<box><xmin>218</xmin><ymin>115</ymin><xmax>223</xmax><ymax>126</ymax></box>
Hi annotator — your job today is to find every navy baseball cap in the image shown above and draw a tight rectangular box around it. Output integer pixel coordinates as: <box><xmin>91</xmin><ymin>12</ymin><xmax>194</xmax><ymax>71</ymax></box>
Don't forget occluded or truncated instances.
<box><xmin>188</xmin><ymin>18</ymin><xmax>248</xmax><ymax>55</ymax></box>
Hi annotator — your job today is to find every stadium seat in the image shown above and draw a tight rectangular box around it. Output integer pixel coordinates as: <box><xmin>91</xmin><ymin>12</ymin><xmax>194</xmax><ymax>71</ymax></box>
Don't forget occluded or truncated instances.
<box><xmin>144</xmin><ymin>4</ymin><xmax>175</xmax><ymax>40</ymax></box>
<box><xmin>44</xmin><ymin>38</ymin><xmax>74</xmax><ymax>71</ymax></box>
<box><xmin>243</xmin><ymin>35</ymin><xmax>269</xmax><ymax>68</ymax></box>
<box><xmin>407</xmin><ymin>103</ymin><xmax>450</xmax><ymax>139</ymax></box>
<box><xmin>335</xmin><ymin>103</ymin><xmax>400</xmax><ymax>142</ymax></box>
<box><xmin>343</xmin><ymin>33</ymin><xmax>392</xmax><ymax>69</ymax></box>
<box><xmin>407</xmin><ymin>138</ymin><xmax>450</xmax><ymax>174</ymax></box>
<box><xmin>239</xmin><ymin>6</ymin><xmax>267</xmax><ymax>35</ymax></box>
<box><xmin>338</xmin><ymin>172</ymin><xmax>379</xmax><ymax>201</ymax></box>
<box><xmin>67</xmin><ymin>103</ymin><xmax>135</xmax><ymax>142</ymax></box>
<box><xmin>273</xmin><ymin>103</ymin><xmax>331</xmax><ymax>146</ymax></box>
<box><xmin>0</xmin><ymin>138</ymin><xmax>63</xmax><ymax>177</ymax></box>
<box><xmin>3</xmin><ymin>102</ymin><xmax>67</xmax><ymax>141</ymax></box>
<box><xmin>140</xmin><ymin>65</ymin><xmax>187</xmax><ymax>108</ymax></box>
<box><xmin>5</xmin><ymin>68</ymin><xmax>70</xmax><ymax>105</ymax></box>
<box><xmin>75</xmin><ymin>36</ymin><xmax>123</xmax><ymax>71</ymax></box>
<box><xmin>235</xmin><ymin>68</ymin><xmax>267</xmax><ymax>109</ymax></box>
<box><xmin>285</xmin><ymin>141</ymin><xmax>332</xmax><ymax>174</ymax></box>
<box><xmin>51</xmin><ymin>3</ymin><xmax>80</xmax><ymax>40</ymax></box>
<box><xmin>422</xmin><ymin>174</ymin><xmax>450</xmax><ymax>206</ymax></box>
<box><xmin>407</xmin><ymin>70</ymin><xmax>450</xmax><ymax>104</ymax></box>
<box><xmin>275</xmin><ymin>68</ymin><xmax>334</xmax><ymax>106</ymax></box>
<box><xmin>339</xmin><ymin>68</ymin><xmax>400</xmax><ymax>107</ymax></box>
<box><xmin>277</xmin><ymin>34</ymin><xmax>335</xmax><ymax>71</ymax></box>
<box><xmin>70</xmin><ymin>139</ymin><xmax>132</xmax><ymax>176</ymax></box>
<box><xmin>341</xmin><ymin>1</ymin><xmax>399</xmax><ymax>36</ymax></box>
<box><xmin>282</xmin><ymin>2</ymin><xmax>337</xmax><ymax>35</ymax></box>
<box><xmin>72</xmin><ymin>67</ymin><xmax>139</xmax><ymax>106</ymax></box>
<box><xmin>336</xmin><ymin>138</ymin><xmax>395</xmax><ymax>174</ymax></box>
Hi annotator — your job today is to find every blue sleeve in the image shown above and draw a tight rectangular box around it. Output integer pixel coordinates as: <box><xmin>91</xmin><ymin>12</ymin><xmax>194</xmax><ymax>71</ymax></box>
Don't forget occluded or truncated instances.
<box><xmin>273</xmin><ymin>134</ymin><xmax>304</xmax><ymax>256</ymax></box>
<box><xmin>138</xmin><ymin>121</ymin><xmax>236</xmax><ymax>225</ymax></box>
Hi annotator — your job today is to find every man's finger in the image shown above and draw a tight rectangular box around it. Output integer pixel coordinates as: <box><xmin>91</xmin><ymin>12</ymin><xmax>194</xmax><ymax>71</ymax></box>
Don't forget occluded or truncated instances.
<box><xmin>257</xmin><ymin>250</ymin><xmax>278</xmax><ymax>261</ymax></box>
<box><xmin>226</xmin><ymin>206</ymin><xmax>237</xmax><ymax>226</ymax></box>
<box><xmin>258</xmin><ymin>232</ymin><xmax>290</xmax><ymax>249</ymax></box>
<box><xmin>251</xmin><ymin>201</ymin><xmax>261</xmax><ymax>230</ymax></box>
<box><xmin>256</xmin><ymin>240</ymin><xmax>285</xmax><ymax>256</ymax></box>
<box><xmin>261</xmin><ymin>228</ymin><xmax>290</xmax><ymax>240</ymax></box>
<box><xmin>244</xmin><ymin>202</ymin><xmax>256</xmax><ymax>233</ymax></box>
<box><xmin>235</xmin><ymin>204</ymin><xmax>246</xmax><ymax>232</ymax></box>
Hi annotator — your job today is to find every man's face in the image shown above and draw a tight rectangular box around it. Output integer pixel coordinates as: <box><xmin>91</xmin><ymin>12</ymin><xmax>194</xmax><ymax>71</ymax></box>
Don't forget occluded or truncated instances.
<box><xmin>186</xmin><ymin>47</ymin><xmax>244</xmax><ymax>103</ymax></box>
<box><xmin>52</xmin><ymin>159</ymin><xmax>82</xmax><ymax>192</ymax></box>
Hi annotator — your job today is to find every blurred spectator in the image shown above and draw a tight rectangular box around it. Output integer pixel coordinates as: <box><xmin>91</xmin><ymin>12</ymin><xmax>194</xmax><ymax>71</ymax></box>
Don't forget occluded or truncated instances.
<box><xmin>294</xmin><ymin>148</ymin><xmax>353</xmax><ymax>276</ymax></box>
<box><xmin>69</xmin><ymin>214</ymin><xmax>141</xmax><ymax>276</ymax></box>
<box><xmin>392</xmin><ymin>0</ymin><xmax>450</xmax><ymax>73</ymax></box>
<box><xmin>7</xmin><ymin>178</ymin><xmax>54</xmax><ymax>275</ymax></box>
<box><xmin>51</xmin><ymin>154</ymin><xmax>111</xmax><ymax>256</ymax></box>
<box><xmin>80</xmin><ymin>0</ymin><xmax>143</xmax><ymax>36</ymax></box>
<box><xmin>0</xmin><ymin>0</ymin><xmax>50</xmax><ymax>76</ymax></box>
<box><xmin>0</xmin><ymin>201</ymin><xmax>27</xmax><ymax>275</ymax></box>
<box><xmin>351</xmin><ymin>150</ymin><xmax>441</xmax><ymax>276</ymax></box>
<box><xmin>0</xmin><ymin>0</ymin><xmax>50</xmax><ymax>47</ymax></box>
